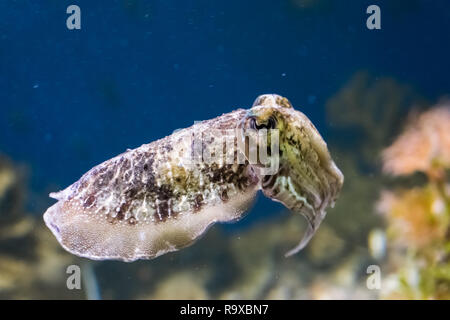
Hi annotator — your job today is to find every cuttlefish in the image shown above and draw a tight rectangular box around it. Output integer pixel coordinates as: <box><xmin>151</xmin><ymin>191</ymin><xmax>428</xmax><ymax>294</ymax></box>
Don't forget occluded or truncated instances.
<box><xmin>44</xmin><ymin>94</ymin><xmax>343</xmax><ymax>262</ymax></box>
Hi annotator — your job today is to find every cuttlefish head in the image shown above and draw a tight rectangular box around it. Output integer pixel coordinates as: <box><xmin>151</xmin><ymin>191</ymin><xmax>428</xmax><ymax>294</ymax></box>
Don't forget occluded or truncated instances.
<box><xmin>239</xmin><ymin>94</ymin><xmax>344</xmax><ymax>256</ymax></box>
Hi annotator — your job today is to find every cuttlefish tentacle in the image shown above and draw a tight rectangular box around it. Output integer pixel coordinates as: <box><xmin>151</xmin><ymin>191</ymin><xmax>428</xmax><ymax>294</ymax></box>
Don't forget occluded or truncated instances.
<box><xmin>43</xmin><ymin>94</ymin><xmax>343</xmax><ymax>262</ymax></box>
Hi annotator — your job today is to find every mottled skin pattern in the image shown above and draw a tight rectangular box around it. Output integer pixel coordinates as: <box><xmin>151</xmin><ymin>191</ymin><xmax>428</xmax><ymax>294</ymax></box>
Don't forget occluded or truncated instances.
<box><xmin>44</xmin><ymin>94</ymin><xmax>343</xmax><ymax>261</ymax></box>
<box><xmin>57</xmin><ymin>109</ymin><xmax>254</xmax><ymax>225</ymax></box>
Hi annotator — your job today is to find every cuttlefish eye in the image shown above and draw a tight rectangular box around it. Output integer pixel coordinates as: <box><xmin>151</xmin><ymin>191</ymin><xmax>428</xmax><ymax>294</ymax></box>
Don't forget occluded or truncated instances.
<box><xmin>250</xmin><ymin>116</ymin><xmax>277</xmax><ymax>130</ymax></box>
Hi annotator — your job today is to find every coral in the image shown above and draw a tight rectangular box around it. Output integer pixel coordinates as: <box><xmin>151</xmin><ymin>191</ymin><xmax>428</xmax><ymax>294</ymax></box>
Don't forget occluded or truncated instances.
<box><xmin>378</xmin><ymin>186</ymin><xmax>448</xmax><ymax>249</ymax></box>
<box><xmin>382</xmin><ymin>104</ymin><xmax>450</xmax><ymax>179</ymax></box>
<box><xmin>377</xmin><ymin>104</ymin><xmax>450</xmax><ymax>299</ymax></box>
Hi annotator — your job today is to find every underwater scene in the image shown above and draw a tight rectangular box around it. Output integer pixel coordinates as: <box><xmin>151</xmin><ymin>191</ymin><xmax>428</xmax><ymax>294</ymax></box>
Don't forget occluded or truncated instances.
<box><xmin>0</xmin><ymin>0</ymin><xmax>449</xmax><ymax>300</ymax></box>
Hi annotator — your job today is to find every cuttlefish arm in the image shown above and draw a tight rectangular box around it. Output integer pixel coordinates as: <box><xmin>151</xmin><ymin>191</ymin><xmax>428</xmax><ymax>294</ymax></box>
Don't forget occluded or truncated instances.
<box><xmin>262</xmin><ymin>165</ymin><xmax>341</xmax><ymax>257</ymax></box>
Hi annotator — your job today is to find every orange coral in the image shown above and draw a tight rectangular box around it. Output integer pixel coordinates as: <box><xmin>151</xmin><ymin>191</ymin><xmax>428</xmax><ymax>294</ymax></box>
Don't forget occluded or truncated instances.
<box><xmin>382</xmin><ymin>104</ymin><xmax>450</xmax><ymax>179</ymax></box>
<box><xmin>377</xmin><ymin>187</ymin><xmax>447</xmax><ymax>249</ymax></box>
